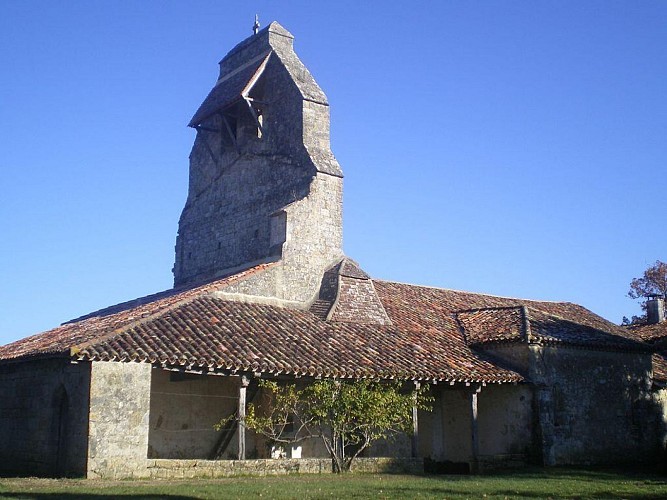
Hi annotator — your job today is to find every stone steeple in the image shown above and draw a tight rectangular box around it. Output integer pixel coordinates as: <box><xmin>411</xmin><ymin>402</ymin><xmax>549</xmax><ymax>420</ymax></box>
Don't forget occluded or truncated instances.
<box><xmin>173</xmin><ymin>22</ymin><xmax>344</xmax><ymax>304</ymax></box>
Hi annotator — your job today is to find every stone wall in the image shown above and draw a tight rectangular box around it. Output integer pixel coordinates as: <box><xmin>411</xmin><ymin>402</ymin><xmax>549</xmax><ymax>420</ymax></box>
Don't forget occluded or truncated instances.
<box><xmin>418</xmin><ymin>384</ymin><xmax>533</xmax><ymax>467</ymax></box>
<box><xmin>0</xmin><ymin>358</ymin><xmax>90</xmax><ymax>477</ymax></box>
<box><xmin>87</xmin><ymin>361</ymin><xmax>151</xmax><ymax>478</ymax></box>
<box><xmin>221</xmin><ymin>172</ymin><xmax>343</xmax><ymax>303</ymax></box>
<box><xmin>149</xmin><ymin>370</ymin><xmax>248</xmax><ymax>460</ymax></box>
<box><xmin>654</xmin><ymin>387</ymin><xmax>667</xmax><ymax>459</ymax></box>
<box><xmin>477</xmin><ymin>383</ymin><xmax>534</xmax><ymax>461</ymax></box>
<box><xmin>529</xmin><ymin>345</ymin><xmax>658</xmax><ymax>465</ymax></box>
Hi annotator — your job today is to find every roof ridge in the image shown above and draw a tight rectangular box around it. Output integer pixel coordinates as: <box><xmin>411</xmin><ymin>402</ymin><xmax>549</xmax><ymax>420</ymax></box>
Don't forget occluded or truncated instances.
<box><xmin>374</xmin><ymin>279</ymin><xmax>573</xmax><ymax>305</ymax></box>
<box><xmin>523</xmin><ymin>306</ymin><xmax>651</xmax><ymax>352</ymax></box>
<box><xmin>455</xmin><ymin>305</ymin><xmax>524</xmax><ymax>314</ymax></box>
<box><xmin>66</xmin><ymin>262</ymin><xmax>276</xmax><ymax>325</ymax></box>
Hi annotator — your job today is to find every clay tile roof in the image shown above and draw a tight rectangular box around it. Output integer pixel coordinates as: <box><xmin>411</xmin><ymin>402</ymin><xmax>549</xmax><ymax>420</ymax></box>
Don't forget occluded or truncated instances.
<box><xmin>339</xmin><ymin>258</ymin><xmax>370</xmax><ymax>279</ymax></box>
<box><xmin>73</xmin><ymin>295</ymin><xmax>519</xmax><ymax>383</ymax></box>
<box><xmin>626</xmin><ymin>321</ymin><xmax>667</xmax><ymax>343</ymax></box>
<box><xmin>0</xmin><ymin>270</ymin><xmax>520</xmax><ymax>383</ymax></box>
<box><xmin>652</xmin><ymin>353</ymin><xmax>667</xmax><ymax>383</ymax></box>
<box><xmin>623</xmin><ymin>322</ymin><xmax>667</xmax><ymax>383</ymax></box>
<box><xmin>373</xmin><ymin>281</ymin><xmax>648</xmax><ymax>352</ymax></box>
<box><xmin>1</xmin><ymin>268</ymin><xmax>647</xmax><ymax>384</ymax></box>
<box><xmin>0</xmin><ymin>263</ymin><xmax>274</xmax><ymax>361</ymax></box>
<box><xmin>526</xmin><ymin>307</ymin><xmax>647</xmax><ymax>350</ymax></box>
<box><xmin>456</xmin><ymin>307</ymin><xmax>525</xmax><ymax>345</ymax></box>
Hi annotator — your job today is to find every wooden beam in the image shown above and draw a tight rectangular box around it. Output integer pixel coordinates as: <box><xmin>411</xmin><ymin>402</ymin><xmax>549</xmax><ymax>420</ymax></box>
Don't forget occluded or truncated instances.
<box><xmin>470</xmin><ymin>385</ymin><xmax>482</xmax><ymax>473</ymax></box>
<box><xmin>431</xmin><ymin>388</ymin><xmax>444</xmax><ymax>459</ymax></box>
<box><xmin>238</xmin><ymin>375</ymin><xmax>250</xmax><ymax>460</ymax></box>
<box><xmin>243</xmin><ymin>97</ymin><xmax>264</xmax><ymax>137</ymax></box>
<box><xmin>195</xmin><ymin>128</ymin><xmax>219</xmax><ymax>168</ymax></box>
<box><xmin>220</xmin><ymin>114</ymin><xmax>238</xmax><ymax>151</ymax></box>
<box><xmin>411</xmin><ymin>381</ymin><xmax>420</xmax><ymax>458</ymax></box>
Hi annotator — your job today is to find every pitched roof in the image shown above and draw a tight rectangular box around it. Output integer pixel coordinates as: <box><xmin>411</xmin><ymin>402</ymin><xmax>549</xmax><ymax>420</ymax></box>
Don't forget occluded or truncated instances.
<box><xmin>72</xmin><ymin>295</ymin><xmax>517</xmax><ymax>382</ymax></box>
<box><xmin>375</xmin><ymin>281</ymin><xmax>648</xmax><ymax>352</ymax></box>
<box><xmin>624</xmin><ymin>321</ymin><xmax>667</xmax><ymax>382</ymax></box>
<box><xmin>309</xmin><ymin>258</ymin><xmax>390</xmax><ymax>325</ymax></box>
<box><xmin>0</xmin><ymin>263</ymin><xmax>274</xmax><ymax>362</ymax></box>
<box><xmin>456</xmin><ymin>307</ymin><xmax>526</xmax><ymax>345</ymax></box>
<box><xmin>188</xmin><ymin>52</ymin><xmax>271</xmax><ymax>127</ymax></box>
<box><xmin>652</xmin><ymin>354</ymin><xmax>667</xmax><ymax>383</ymax></box>
<box><xmin>188</xmin><ymin>21</ymin><xmax>328</xmax><ymax>128</ymax></box>
<box><xmin>626</xmin><ymin>321</ymin><xmax>667</xmax><ymax>343</ymax></box>
<box><xmin>0</xmin><ymin>267</ymin><xmax>647</xmax><ymax>384</ymax></box>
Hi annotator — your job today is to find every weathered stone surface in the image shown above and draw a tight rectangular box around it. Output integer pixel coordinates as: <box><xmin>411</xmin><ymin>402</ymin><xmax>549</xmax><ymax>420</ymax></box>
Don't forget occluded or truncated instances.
<box><xmin>148</xmin><ymin>370</ymin><xmax>263</xmax><ymax>460</ymax></box>
<box><xmin>417</xmin><ymin>384</ymin><xmax>534</xmax><ymax>467</ymax></box>
<box><xmin>174</xmin><ymin>22</ymin><xmax>344</xmax><ymax>303</ymax></box>
<box><xmin>528</xmin><ymin>345</ymin><xmax>659</xmax><ymax>465</ymax></box>
<box><xmin>0</xmin><ymin>359</ymin><xmax>90</xmax><ymax>477</ymax></box>
<box><xmin>143</xmin><ymin>457</ymin><xmax>422</xmax><ymax>479</ymax></box>
<box><xmin>219</xmin><ymin>172</ymin><xmax>343</xmax><ymax>303</ymax></box>
<box><xmin>87</xmin><ymin>361</ymin><xmax>152</xmax><ymax>479</ymax></box>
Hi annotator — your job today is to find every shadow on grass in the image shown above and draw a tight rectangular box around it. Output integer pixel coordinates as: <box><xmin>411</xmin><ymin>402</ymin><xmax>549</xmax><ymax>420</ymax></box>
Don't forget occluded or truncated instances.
<box><xmin>0</xmin><ymin>495</ymin><xmax>197</xmax><ymax>500</ymax></box>
<box><xmin>412</xmin><ymin>466</ymin><xmax>667</xmax><ymax>500</ymax></box>
<box><xmin>386</xmin><ymin>488</ymin><xmax>666</xmax><ymax>500</ymax></box>
<box><xmin>460</xmin><ymin>465</ymin><xmax>666</xmax><ymax>481</ymax></box>
<box><xmin>470</xmin><ymin>491</ymin><xmax>663</xmax><ymax>500</ymax></box>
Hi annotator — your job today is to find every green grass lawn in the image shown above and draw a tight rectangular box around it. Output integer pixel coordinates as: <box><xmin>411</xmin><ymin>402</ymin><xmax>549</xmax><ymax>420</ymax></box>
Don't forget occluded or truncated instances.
<box><xmin>0</xmin><ymin>467</ymin><xmax>665</xmax><ymax>499</ymax></box>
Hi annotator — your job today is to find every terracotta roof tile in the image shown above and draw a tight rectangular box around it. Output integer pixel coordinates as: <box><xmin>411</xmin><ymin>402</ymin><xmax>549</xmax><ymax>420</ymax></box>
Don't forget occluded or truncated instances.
<box><xmin>626</xmin><ymin>321</ymin><xmax>667</xmax><ymax>343</ymax></box>
<box><xmin>0</xmin><ymin>263</ymin><xmax>274</xmax><ymax>361</ymax></box>
<box><xmin>527</xmin><ymin>307</ymin><xmax>646</xmax><ymax>350</ymax></box>
<box><xmin>374</xmin><ymin>281</ymin><xmax>647</xmax><ymax>352</ymax></box>
<box><xmin>623</xmin><ymin>322</ymin><xmax>667</xmax><ymax>383</ymax></box>
<box><xmin>456</xmin><ymin>307</ymin><xmax>525</xmax><ymax>344</ymax></box>
<box><xmin>653</xmin><ymin>353</ymin><xmax>667</xmax><ymax>382</ymax></box>
<box><xmin>2</xmin><ymin>270</ymin><xmax>646</xmax><ymax>384</ymax></box>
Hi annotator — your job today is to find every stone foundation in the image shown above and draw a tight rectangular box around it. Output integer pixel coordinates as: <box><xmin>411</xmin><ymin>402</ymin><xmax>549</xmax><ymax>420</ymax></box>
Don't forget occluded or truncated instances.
<box><xmin>140</xmin><ymin>457</ymin><xmax>423</xmax><ymax>479</ymax></box>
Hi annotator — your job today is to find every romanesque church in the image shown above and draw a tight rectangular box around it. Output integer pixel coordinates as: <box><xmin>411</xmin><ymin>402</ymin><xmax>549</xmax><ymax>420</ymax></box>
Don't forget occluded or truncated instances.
<box><xmin>0</xmin><ymin>22</ymin><xmax>664</xmax><ymax>478</ymax></box>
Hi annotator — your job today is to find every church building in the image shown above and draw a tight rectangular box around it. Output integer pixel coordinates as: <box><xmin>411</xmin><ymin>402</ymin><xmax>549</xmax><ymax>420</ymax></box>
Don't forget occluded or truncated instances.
<box><xmin>0</xmin><ymin>22</ymin><xmax>662</xmax><ymax>478</ymax></box>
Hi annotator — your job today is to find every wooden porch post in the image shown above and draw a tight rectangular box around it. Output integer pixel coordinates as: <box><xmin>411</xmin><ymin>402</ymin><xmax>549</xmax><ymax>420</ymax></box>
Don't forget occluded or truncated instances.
<box><xmin>238</xmin><ymin>375</ymin><xmax>250</xmax><ymax>460</ymax></box>
<box><xmin>431</xmin><ymin>387</ymin><xmax>444</xmax><ymax>459</ymax></box>
<box><xmin>411</xmin><ymin>381</ymin><xmax>421</xmax><ymax>458</ymax></box>
<box><xmin>470</xmin><ymin>384</ymin><xmax>482</xmax><ymax>473</ymax></box>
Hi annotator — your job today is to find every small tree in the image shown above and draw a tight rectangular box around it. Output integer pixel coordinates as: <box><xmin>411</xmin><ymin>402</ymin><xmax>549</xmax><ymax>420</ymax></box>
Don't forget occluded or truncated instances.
<box><xmin>220</xmin><ymin>378</ymin><xmax>432</xmax><ymax>473</ymax></box>
<box><xmin>624</xmin><ymin>260</ymin><xmax>667</xmax><ymax>324</ymax></box>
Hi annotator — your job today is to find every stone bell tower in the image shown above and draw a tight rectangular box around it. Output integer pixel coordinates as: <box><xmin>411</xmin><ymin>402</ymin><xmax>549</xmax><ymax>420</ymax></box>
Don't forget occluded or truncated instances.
<box><xmin>174</xmin><ymin>22</ymin><xmax>344</xmax><ymax>303</ymax></box>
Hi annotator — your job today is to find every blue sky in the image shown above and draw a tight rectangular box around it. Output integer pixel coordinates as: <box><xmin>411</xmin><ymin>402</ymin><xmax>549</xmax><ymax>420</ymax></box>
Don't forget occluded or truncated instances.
<box><xmin>1</xmin><ymin>1</ymin><xmax>665</xmax><ymax>345</ymax></box>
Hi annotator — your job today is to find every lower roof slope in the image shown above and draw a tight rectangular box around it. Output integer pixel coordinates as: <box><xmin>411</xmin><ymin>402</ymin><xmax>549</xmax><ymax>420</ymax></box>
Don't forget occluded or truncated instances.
<box><xmin>625</xmin><ymin>321</ymin><xmax>667</xmax><ymax>383</ymax></box>
<box><xmin>375</xmin><ymin>281</ymin><xmax>647</xmax><ymax>351</ymax></box>
<box><xmin>0</xmin><ymin>263</ymin><xmax>648</xmax><ymax>384</ymax></box>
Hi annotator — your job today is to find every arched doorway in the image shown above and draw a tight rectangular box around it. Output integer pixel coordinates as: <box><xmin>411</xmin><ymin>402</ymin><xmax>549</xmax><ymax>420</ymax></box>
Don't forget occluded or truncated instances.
<box><xmin>51</xmin><ymin>385</ymin><xmax>69</xmax><ymax>476</ymax></box>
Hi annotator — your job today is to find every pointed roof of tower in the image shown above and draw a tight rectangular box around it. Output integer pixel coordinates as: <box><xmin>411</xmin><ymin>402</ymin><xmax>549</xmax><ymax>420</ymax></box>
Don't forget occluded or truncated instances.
<box><xmin>189</xmin><ymin>21</ymin><xmax>327</xmax><ymax>128</ymax></box>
